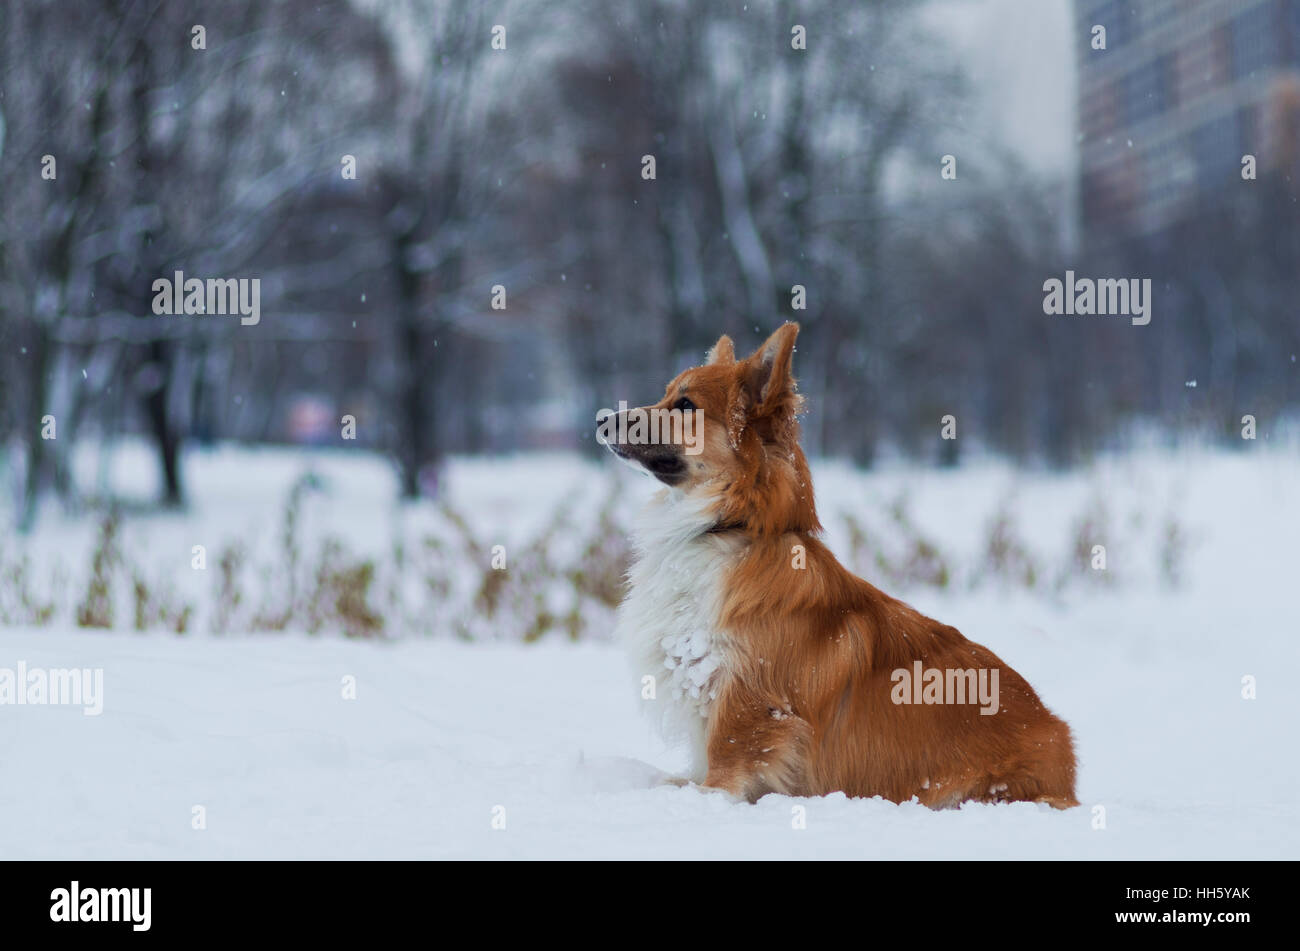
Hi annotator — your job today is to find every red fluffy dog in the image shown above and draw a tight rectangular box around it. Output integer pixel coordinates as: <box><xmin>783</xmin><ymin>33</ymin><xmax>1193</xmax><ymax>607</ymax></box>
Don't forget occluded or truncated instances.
<box><xmin>599</xmin><ymin>322</ymin><xmax>1077</xmax><ymax>807</ymax></box>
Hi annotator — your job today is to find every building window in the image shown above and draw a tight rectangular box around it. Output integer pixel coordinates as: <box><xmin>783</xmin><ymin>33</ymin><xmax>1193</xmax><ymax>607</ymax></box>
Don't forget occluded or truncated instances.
<box><xmin>1192</xmin><ymin>112</ymin><xmax>1242</xmax><ymax>188</ymax></box>
<box><xmin>1290</xmin><ymin>0</ymin><xmax>1300</xmax><ymax>64</ymax></box>
<box><xmin>1124</xmin><ymin>60</ymin><xmax>1169</xmax><ymax>124</ymax></box>
<box><xmin>1089</xmin><ymin>0</ymin><xmax>1138</xmax><ymax>51</ymax></box>
<box><xmin>1232</xmin><ymin>2</ymin><xmax>1279</xmax><ymax>78</ymax></box>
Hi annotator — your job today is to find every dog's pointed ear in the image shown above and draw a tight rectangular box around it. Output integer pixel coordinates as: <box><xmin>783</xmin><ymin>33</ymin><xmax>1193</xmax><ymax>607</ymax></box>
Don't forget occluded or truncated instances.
<box><xmin>745</xmin><ymin>322</ymin><xmax>800</xmax><ymax>414</ymax></box>
<box><xmin>706</xmin><ymin>334</ymin><xmax>736</xmax><ymax>366</ymax></box>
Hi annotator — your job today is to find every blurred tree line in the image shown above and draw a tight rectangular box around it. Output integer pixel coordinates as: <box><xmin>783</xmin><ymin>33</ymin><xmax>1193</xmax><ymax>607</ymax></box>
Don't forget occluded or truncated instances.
<box><xmin>0</xmin><ymin>0</ymin><xmax>1295</xmax><ymax>527</ymax></box>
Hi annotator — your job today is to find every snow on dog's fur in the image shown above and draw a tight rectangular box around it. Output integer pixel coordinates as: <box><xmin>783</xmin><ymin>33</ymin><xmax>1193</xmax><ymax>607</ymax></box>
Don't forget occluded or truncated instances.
<box><xmin>600</xmin><ymin>323</ymin><xmax>1078</xmax><ymax>807</ymax></box>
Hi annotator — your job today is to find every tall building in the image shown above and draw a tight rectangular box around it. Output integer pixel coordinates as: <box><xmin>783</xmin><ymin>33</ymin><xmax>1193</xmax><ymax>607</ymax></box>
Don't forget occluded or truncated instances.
<box><xmin>1075</xmin><ymin>0</ymin><xmax>1300</xmax><ymax>248</ymax></box>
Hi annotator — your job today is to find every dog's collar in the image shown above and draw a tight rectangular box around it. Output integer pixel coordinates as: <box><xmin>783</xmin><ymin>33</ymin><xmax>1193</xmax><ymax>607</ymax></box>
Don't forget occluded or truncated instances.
<box><xmin>705</xmin><ymin>520</ymin><xmax>746</xmax><ymax>535</ymax></box>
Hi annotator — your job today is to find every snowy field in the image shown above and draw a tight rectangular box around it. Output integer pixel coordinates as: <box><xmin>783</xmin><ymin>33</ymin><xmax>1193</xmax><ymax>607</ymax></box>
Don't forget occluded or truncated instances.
<box><xmin>1</xmin><ymin>442</ymin><xmax>1297</xmax><ymax>858</ymax></box>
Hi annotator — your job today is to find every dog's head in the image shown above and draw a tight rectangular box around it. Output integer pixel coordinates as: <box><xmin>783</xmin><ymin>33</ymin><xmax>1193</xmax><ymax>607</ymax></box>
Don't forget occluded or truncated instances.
<box><xmin>596</xmin><ymin>322</ymin><xmax>818</xmax><ymax>534</ymax></box>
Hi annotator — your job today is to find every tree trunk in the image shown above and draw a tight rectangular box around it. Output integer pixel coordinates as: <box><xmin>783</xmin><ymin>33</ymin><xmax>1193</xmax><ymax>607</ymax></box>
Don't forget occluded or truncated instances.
<box><xmin>143</xmin><ymin>339</ymin><xmax>183</xmax><ymax>506</ymax></box>
<box><xmin>19</xmin><ymin>324</ymin><xmax>53</xmax><ymax>532</ymax></box>
<box><xmin>395</xmin><ymin>230</ymin><xmax>433</xmax><ymax>499</ymax></box>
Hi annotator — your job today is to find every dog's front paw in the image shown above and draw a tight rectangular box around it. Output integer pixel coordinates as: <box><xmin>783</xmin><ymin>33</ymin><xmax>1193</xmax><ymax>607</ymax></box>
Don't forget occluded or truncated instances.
<box><xmin>657</xmin><ymin>775</ymin><xmax>743</xmax><ymax>802</ymax></box>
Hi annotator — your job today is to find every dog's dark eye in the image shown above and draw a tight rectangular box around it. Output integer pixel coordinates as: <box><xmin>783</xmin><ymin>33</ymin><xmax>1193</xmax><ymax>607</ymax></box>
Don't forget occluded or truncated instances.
<box><xmin>674</xmin><ymin>397</ymin><xmax>696</xmax><ymax>412</ymax></box>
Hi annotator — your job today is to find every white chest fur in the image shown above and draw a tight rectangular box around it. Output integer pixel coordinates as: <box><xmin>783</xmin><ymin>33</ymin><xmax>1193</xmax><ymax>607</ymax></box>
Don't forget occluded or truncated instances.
<box><xmin>613</xmin><ymin>491</ymin><xmax>744</xmax><ymax>777</ymax></box>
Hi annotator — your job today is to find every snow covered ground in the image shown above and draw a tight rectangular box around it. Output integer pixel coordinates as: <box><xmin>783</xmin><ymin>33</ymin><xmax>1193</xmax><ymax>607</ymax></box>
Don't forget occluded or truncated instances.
<box><xmin>1</xmin><ymin>442</ymin><xmax>1297</xmax><ymax>858</ymax></box>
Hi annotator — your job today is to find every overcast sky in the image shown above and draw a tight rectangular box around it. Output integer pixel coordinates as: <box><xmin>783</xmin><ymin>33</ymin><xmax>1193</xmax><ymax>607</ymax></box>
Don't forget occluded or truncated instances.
<box><xmin>926</xmin><ymin>0</ymin><xmax>1076</xmax><ymax>176</ymax></box>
